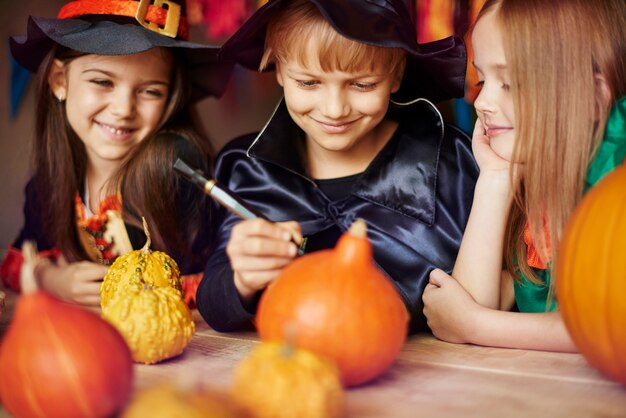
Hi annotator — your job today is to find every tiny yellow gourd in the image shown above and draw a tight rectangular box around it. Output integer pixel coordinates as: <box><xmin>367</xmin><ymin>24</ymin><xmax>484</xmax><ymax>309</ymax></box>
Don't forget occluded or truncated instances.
<box><xmin>232</xmin><ymin>341</ymin><xmax>344</xmax><ymax>418</ymax></box>
<box><xmin>102</xmin><ymin>284</ymin><xmax>195</xmax><ymax>364</ymax></box>
<box><xmin>121</xmin><ymin>383</ymin><xmax>253</xmax><ymax>418</ymax></box>
<box><xmin>101</xmin><ymin>218</ymin><xmax>181</xmax><ymax>308</ymax></box>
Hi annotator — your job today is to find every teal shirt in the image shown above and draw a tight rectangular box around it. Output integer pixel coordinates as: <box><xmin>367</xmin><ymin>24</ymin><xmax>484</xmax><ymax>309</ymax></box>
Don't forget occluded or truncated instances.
<box><xmin>514</xmin><ymin>96</ymin><xmax>626</xmax><ymax>313</ymax></box>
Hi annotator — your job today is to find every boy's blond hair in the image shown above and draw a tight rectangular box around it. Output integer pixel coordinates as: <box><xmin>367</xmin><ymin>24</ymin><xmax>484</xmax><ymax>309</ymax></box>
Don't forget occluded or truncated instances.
<box><xmin>260</xmin><ymin>0</ymin><xmax>405</xmax><ymax>77</ymax></box>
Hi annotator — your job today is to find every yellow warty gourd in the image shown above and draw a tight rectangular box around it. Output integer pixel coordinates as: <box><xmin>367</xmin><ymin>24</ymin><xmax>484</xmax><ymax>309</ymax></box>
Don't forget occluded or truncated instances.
<box><xmin>102</xmin><ymin>284</ymin><xmax>195</xmax><ymax>364</ymax></box>
<box><xmin>100</xmin><ymin>218</ymin><xmax>194</xmax><ymax>364</ymax></box>
<box><xmin>101</xmin><ymin>218</ymin><xmax>181</xmax><ymax>308</ymax></box>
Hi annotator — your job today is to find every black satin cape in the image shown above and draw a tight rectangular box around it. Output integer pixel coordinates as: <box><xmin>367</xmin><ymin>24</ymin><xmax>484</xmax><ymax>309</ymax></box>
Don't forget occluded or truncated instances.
<box><xmin>197</xmin><ymin>99</ymin><xmax>479</xmax><ymax>334</ymax></box>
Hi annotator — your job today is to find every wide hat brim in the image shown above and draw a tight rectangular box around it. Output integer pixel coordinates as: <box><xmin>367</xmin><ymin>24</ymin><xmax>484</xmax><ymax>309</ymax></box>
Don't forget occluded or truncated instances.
<box><xmin>221</xmin><ymin>0</ymin><xmax>467</xmax><ymax>103</ymax></box>
<box><xmin>10</xmin><ymin>16</ymin><xmax>233</xmax><ymax>100</ymax></box>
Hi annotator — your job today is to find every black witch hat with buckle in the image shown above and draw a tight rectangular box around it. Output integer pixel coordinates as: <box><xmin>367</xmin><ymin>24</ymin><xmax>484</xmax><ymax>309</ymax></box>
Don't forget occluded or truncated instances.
<box><xmin>10</xmin><ymin>0</ymin><xmax>234</xmax><ymax>100</ymax></box>
<box><xmin>221</xmin><ymin>0</ymin><xmax>467</xmax><ymax>103</ymax></box>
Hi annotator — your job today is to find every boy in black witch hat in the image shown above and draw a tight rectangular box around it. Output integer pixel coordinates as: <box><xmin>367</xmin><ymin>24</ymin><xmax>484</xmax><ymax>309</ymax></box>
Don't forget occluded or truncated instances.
<box><xmin>197</xmin><ymin>0</ymin><xmax>479</xmax><ymax>334</ymax></box>
<box><xmin>1</xmin><ymin>0</ymin><xmax>233</xmax><ymax>309</ymax></box>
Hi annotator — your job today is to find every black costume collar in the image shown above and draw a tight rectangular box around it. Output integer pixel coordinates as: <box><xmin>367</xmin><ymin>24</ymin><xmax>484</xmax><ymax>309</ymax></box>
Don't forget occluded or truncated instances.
<box><xmin>247</xmin><ymin>99</ymin><xmax>444</xmax><ymax>225</ymax></box>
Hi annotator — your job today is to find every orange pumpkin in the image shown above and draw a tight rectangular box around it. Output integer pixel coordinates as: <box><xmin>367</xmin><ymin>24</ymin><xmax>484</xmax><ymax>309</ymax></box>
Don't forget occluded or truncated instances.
<box><xmin>556</xmin><ymin>163</ymin><xmax>626</xmax><ymax>385</ymax></box>
<box><xmin>0</xmin><ymin>242</ymin><xmax>134</xmax><ymax>418</ymax></box>
<box><xmin>256</xmin><ymin>219</ymin><xmax>409</xmax><ymax>387</ymax></box>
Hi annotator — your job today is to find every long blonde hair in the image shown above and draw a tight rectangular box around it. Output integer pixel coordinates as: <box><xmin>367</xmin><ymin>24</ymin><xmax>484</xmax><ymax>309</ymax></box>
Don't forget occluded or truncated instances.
<box><xmin>479</xmin><ymin>0</ymin><xmax>626</xmax><ymax>299</ymax></box>
<box><xmin>260</xmin><ymin>0</ymin><xmax>405</xmax><ymax>77</ymax></box>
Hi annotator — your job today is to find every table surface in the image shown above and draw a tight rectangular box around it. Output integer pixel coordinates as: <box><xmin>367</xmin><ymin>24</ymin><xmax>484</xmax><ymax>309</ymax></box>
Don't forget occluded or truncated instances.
<box><xmin>1</xmin><ymin>289</ymin><xmax>626</xmax><ymax>418</ymax></box>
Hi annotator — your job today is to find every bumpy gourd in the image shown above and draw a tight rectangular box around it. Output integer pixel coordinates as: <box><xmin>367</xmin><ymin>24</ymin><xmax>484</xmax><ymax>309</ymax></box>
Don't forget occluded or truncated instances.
<box><xmin>101</xmin><ymin>218</ymin><xmax>181</xmax><ymax>308</ymax></box>
<box><xmin>556</xmin><ymin>163</ymin><xmax>626</xmax><ymax>385</ymax></box>
<box><xmin>256</xmin><ymin>219</ymin><xmax>409</xmax><ymax>387</ymax></box>
<box><xmin>232</xmin><ymin>341</ymin><xmax>344</xmax><ymax>418</ymax></box>
<box><xmin>102</xmin><ymin>284</ymin><xmax>195</xmax><ymax>364</ymax></box>
<box><xmin>122</xmin><ymin>383</ymin><xmax>253</xmax><ymax>418</ymax></box>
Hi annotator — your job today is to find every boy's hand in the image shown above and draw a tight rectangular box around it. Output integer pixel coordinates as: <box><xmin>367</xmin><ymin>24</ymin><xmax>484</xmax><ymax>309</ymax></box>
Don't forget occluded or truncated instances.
<box><xmin>38</xmin><ymin>255</ymin><xmax>108</xmax><ymax>308</ymax></box>
<box><xmin>226</xmin><ymin>218</ymin><xmax>302</xmax><ymax>304</ymax></box>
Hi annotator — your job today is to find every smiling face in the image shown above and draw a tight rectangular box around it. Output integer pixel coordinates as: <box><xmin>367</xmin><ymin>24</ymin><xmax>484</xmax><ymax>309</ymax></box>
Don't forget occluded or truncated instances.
<box><xmin>49</xmin><ymin>48</ymin><xmax>172</xmax><ymax>172</ymax></box>
<box><xmin>472</xmin><ymin>9</ymin><xmax>516</xmax><ymax>161</ymax></box>
<box><xmin>275</xmin><ymin>39</ymin><xmax>402</xmax><ymax>177</ymax></box>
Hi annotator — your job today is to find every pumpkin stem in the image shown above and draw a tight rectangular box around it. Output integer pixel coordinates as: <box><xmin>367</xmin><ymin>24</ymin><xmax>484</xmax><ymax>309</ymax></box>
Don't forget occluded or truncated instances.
<box><xmin>140</xmin><ymin>217</ymin><xmax>152</xmax><ymax>255</ymax></box>
<box><xmin>20</xmin><ymin>241</ymin><xmax>39</xmax><ymax>295</ymax></box>
<box><xmin>335</xmin><ymin>218</ymin><xmax>372</xmax><ymax>266</ymax></box>
<box><xmin>348</xmin><ymin>219</ymin><xmax>367</xmax><ymax>239</ymax></box>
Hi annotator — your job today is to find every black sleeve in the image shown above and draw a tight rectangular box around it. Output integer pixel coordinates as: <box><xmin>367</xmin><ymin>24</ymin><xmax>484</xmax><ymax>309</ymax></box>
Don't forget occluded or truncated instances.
<box><xmin>195</xmin><ymin>135</ymin><xmax>259</xmax><ymax>331</ymax></box>
<box><xmin>172</xmin><ymin>137</ymin><xmax>215</xmax><ymax>274</ymax></box>
<box><xmin>12</xmin><ymin>177</ymin><xmax>54</xmax><ymax>251</ymax></box>
<box><xmin>196</xmin><ymin>222</ymin><xmax>257</xmax><ymax>332</ymax></box>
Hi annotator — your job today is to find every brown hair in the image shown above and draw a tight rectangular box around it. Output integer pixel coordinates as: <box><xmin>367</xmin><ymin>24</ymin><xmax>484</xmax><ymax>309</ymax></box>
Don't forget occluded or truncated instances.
<box><xmin>260</xmin><ymin>0</ymin><xmax>405</xmax><ymax>77</ymax></box>
<box><xmin>477</xmin><ymin>0</ymin><xmax>626</xmax><ymax>301</ymax></box>
<box><xmin>34</xmin><ymin>47</ymin><xmax>86</xmax><ymax>261</ymax></box>
<box><xmin>33</xmin><ymin>45</ymin><xmax>212</xmax><ymax>261</ymax></box>
<box><xmin>118</xmin><ymin>128</ymin><xmax>213</xmax><ymax>266</ymax></box>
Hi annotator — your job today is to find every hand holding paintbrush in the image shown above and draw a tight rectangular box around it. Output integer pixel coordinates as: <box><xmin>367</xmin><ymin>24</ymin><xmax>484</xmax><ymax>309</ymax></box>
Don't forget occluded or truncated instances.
<box><xmin>173</xmin><ymin>158</ymin><xmax>306</xmax><ymax>256</ymax></box>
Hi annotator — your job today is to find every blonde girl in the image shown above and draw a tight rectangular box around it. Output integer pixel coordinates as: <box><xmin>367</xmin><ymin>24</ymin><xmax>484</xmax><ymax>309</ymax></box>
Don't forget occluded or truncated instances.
<box><xmin>423</xmin><ymin>0</ymin><xmax>626</xmax><ymax>351</ymax></box>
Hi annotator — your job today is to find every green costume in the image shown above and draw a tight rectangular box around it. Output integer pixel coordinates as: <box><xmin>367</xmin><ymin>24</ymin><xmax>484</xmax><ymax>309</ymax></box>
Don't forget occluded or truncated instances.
<box><xmin>514</xmin><ymin>96</ymin><xmax>626</xmax><ymax>312</ymax></box>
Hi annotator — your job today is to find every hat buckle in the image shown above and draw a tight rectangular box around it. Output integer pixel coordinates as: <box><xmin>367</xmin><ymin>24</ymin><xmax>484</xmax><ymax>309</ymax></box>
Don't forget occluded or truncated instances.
<box><xmin>135</xmin><ymin>0</ymin><xmax>181</xmax><ymax>38</ymax></box>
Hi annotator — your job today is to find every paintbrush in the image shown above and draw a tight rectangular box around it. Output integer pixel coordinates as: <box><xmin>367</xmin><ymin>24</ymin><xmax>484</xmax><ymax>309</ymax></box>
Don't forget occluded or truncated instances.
<box><xmin>173</xmin><ymin>158</ymin><xmax>306</xmax><ymax>255</ymax></box>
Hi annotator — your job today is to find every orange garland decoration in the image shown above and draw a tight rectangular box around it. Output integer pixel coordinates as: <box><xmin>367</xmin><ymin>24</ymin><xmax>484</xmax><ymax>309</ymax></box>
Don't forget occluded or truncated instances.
<box><xmin>523</xmin><ymin>221</ymin><xmax>552</xmax><ymax>269</ymax></box>
<box><xmin>75</xmin><ymin>193</ymin><xmax>123</xmax><ymax>263</ymax></box>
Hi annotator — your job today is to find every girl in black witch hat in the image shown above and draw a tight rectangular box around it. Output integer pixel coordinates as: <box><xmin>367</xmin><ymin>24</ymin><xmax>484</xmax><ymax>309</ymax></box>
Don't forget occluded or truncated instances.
<box><xmin>1</xmin><ymin>0</ymin><xmax>233</xmax><ymax>309</ymax></box>
<box><xmin>197</xmin><ymin>0</ymin><xmax>479</xmax><ymax>334</ymax></box>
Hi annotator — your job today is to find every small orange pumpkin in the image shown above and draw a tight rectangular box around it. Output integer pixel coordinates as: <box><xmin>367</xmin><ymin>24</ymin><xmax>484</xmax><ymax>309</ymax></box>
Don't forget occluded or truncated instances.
<box><xmin>556</xmin><ymin>163</ymin><xmax>626</xmax><ymax>385</ymax></box>
<box><xmin>256</xmin><ymin>219</ymin><xmax>409</xmax><ymax>387</ymax></box>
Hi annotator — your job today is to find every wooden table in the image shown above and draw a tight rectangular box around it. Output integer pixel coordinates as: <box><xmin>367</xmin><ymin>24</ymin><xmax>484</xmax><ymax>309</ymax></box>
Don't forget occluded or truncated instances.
<box><xmin>1</xmin><ymin>288</ymin><xmax>626</xmax><ymax>417</ymax></box>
